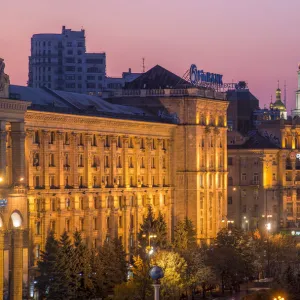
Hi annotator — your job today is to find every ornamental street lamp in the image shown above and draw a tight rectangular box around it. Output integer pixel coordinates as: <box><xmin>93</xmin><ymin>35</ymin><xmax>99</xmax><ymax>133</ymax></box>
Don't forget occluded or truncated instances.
<box><xmin>149</xmin><ymin>266</ymin><xmax>164</xmax><ymax>300</ymax></box>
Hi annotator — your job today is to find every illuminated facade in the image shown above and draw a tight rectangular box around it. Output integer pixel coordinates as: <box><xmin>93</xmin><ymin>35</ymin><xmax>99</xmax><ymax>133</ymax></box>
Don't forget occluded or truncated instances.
<box><xmin>0</xmin><ymin>62</ymin><xmax>228</xmax><ymax>298</ymax></box>
<box><xmin>228</xmin><ymin>118</ymin><xmax>300</xmax><ymax>233</ymax></box>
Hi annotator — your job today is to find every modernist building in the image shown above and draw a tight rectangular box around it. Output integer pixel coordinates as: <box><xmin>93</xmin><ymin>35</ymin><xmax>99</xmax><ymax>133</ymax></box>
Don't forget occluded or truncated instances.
<box><xmin>0</xmin><ymin>61</ymin><xmax>228</xmax><ymax>299</ymax></box>
<box><xmin>28</xmin><ymin>26</ymin><xmax>106</xmax><ymax>95</ymax></box>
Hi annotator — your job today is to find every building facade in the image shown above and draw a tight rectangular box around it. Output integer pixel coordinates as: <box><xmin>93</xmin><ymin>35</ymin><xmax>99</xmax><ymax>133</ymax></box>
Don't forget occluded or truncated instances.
<box><xmin>0</xmin><ymin>62</ymin><xmax>228</xmax><ymax>298</ymax></box>
<box><xmin>228</xmin><ymin>118</ymin><xmax>300</xmax><ymax>234</ymax></box>
<box><xmin>28</xmin><ymin>26</ymin><xmax>106</xmax><ymax>95</ymax></box>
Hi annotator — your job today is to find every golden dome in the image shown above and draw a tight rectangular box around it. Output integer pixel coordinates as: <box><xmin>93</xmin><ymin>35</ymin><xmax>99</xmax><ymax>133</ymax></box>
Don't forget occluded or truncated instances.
<box><xmin>273</xmin><ymin>100</ymin><xmax>286</xmax><ymax>111</ymax></box>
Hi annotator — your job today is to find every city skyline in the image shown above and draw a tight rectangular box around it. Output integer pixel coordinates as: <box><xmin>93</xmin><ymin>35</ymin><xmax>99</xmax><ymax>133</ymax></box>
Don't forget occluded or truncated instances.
<box><xmin>2</xmin><ymin>0</ymin><xmax>300</xmax><ymax>111</ymax></box>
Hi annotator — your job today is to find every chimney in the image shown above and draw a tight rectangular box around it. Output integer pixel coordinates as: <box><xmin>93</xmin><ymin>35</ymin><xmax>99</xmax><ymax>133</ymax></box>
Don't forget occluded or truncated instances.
<box><xmin>129</xmin><ymin>68</ymin><xmax>131</xmax><ymax>73</ymax></box>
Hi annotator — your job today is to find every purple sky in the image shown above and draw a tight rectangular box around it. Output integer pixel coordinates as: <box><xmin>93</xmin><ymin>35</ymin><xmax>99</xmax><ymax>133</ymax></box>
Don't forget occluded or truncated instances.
<box><xmin>1</xmin><ymin>0</ymin><xmax>300</xmax><ymax>112</ymax></box>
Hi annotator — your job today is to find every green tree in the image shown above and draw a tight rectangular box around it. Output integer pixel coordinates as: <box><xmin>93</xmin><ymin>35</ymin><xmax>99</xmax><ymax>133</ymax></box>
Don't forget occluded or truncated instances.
<box><xmin>72</xmin><ymin>230</ymin><xmax>93</xmax><ymax>298</ymax></box>
<box><xmin>48</xmin><ymin>231</ymin><xmax>75</xmax><ymax>300</ymax></box>
<box><xmin>36</xmin><ymin>231</ymin><xmax>59</xmax><ymax>299</ymax></box>
<box><xmin>129</xmin><ymin>255</ymin><xmax>153</xmax><ymax>300</ymax></box>
<box><xmin>154</xmin><ymin>211</ymin><xmax>169</xmax><ymax>249</ymax></box>
<box><xmin>209</xmin><ymin>228</ymin><xmax>254</xmax><ymax>294</ymax></box>
<box><xmin>97</xmin><ymin>239</ymin><xmax>128</xmax><ymax>297</ymax></box>
<box><xmin>137</xmin><ymin>206</ymin><xmax>169</xmax><ymax>254</ymax></box>
<box><xmin>173</xmin><ymin>217</ymin><xmax>197</xmax><ymax>251</ymax></box>
<box><xmin>151</xmin><ymin>250</ymin><xmax>187</xmax><ymax>300</ymax></box>
<box><xmin>183</xmin><ymin>248</ymin><xmax>216</xmax><ymax>299</ymax></box>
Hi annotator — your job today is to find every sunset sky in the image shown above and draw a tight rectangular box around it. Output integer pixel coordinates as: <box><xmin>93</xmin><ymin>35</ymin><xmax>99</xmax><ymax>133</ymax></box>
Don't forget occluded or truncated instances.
<box><xmin>1</xmin><ymin>0</ymin><xmax>300</xmax><ymax>112</ymax></box>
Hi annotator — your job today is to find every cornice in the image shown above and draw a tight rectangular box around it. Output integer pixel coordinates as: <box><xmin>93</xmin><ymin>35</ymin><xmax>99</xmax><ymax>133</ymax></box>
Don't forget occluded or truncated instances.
<box><xmin>0</xmin><ymin>98</ymin><xmax>30</xmax><ymax>112</ymax></box>
<box><xmin>25</xmin><ymin>110</ymin><xmax>175</xmax><ymax>136</ymax></box>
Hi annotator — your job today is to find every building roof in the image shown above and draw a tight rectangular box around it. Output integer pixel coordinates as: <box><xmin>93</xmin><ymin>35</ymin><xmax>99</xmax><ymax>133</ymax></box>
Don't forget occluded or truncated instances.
<box><xmin>228</xmin><ymin>131</ymin><xmax>280</xmax><ymax>150</ymax></box>
<box><xmin>125</xmin><ymin>65</ymin><xmax>192</xmax><ymax>89</ymax></box>
<box><xmin>8</xmin><ymin>85</ymin><xmax>176</xmax><ymax>124</ymax></box>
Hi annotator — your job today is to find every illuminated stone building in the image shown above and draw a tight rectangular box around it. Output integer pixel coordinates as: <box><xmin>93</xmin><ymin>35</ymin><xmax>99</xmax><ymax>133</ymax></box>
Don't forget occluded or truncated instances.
<box><xmin>228</xmin><ymin>117</ymin><xmax>300</xmax><ymax>234</ymax></box>
<box><xmin>0</xmin><ymin>62</ymin><xmax>228</xmax><ymax>298</ymax></box>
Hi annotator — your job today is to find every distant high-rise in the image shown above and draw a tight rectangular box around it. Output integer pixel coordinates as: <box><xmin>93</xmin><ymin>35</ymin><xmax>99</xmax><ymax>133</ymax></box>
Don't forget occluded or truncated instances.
<box><xmin>28</xmin><ymin>26</ymin><xmax>106</xmax><ymax>95</ymax></box>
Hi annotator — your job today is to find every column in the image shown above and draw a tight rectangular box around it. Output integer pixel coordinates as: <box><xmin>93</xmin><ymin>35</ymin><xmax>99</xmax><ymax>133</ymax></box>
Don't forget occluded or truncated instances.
<box><xmin>0</xmin><ymin>231</ymin><xmax>4</xmax><ymax>300</ymax></box>
<box><xmin>134</xmin><ymin>137</ymin><xmax>141</xmax><ymax>187</ymax></box>
<box><xmin>123</xmin><ymin>136</ymin><xmax>129</xmax><ymax>188</ymax></box>
<box><xmin>0</xmin><ymin>121</ymin><xmax>6</xmax><ymax>182</ymax></box>
<box><xmin>26</xmin><ymin>130</ymin><xmax>34</xmax><ymax>189</ymax></box>
<box><xmin>10</xmin><ymin>229</ymin><xmax>23</xmax><ymax>300</ymax></box>
<box><xmin>110</xmin><ymin>196</ymin><xmax>119</xmax><ymax>239</ymax></box>
<box><xmin>85</xmin><ymin>134</ymin><xmax>92</xmax><ymax>188</ymax></box>
<box><xmin>57</xmin><ymin>132</ymin><xmax>64</xmax><ymax>188</ymax></box>
<box><xmin>99</xmin><ymin>195</ymin><xmax>107</xmax><ymax>245</ymax></box>
<box><xmin>43</xmin><ymin>131</ymin><xmax>50</xmax><ymax>189</ymax></box>
<box><xmin>98</xmin><ymin>136</ymin><xmax>105</xmax><ymax>187</ymax></box>
<box><xmin>146</xmin><ymin>138</ymin><xmax>152</xmax><ymax>187</ymax></box>
<box><xmin>123</xmin><ymin>202</ymin><xmax>131</xmax><ymax>254</ymax></box>
<box><xmin>111</xmin><ymin>137</ymin><xmax>117</xmax><ymax>187</ymax></box>
<box><xmin>157</xmin><ymin>139</ymin><xmax>163</xmax><ymax>186</ymax></box>
<box><xmin>11</xmin><ymin>122</ymin><xmax>26</xmax><ymax>185</ymax></box>
<box><xmin>72</xmin><ymin>133</ymin><xmax>79</xmax><ymax>188</ymax></box>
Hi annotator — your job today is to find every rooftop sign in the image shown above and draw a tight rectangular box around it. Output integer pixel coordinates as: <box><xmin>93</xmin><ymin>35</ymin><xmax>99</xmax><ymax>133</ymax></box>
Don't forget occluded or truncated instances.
<box><xmin>190</xmin><ymin>64</ymin><xmax>223</xmax><ymax>86</ymax></box>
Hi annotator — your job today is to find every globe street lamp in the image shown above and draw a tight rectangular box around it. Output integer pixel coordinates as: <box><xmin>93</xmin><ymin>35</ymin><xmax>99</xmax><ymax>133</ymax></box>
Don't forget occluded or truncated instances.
<box><xmin>149</xmin><ymin>266</ymin><xmax>164</xmax><ymax>300</ymax></box>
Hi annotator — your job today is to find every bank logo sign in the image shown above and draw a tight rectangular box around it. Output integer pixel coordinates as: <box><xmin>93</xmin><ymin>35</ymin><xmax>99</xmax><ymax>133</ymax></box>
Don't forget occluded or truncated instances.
<box><xmin>189</xmin><ymin>64</ymin><xmax>223</xmax><ymax>86</ymax></box>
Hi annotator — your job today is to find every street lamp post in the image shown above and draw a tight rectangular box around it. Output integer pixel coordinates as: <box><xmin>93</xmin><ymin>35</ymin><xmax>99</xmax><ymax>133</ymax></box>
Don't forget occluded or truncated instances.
<box><xmin>149</xmin><ymin>266</ymin><xmax>164</xmax><ymax>300</ymax></box>
<box><xmin>265</xmin><ymin>222</ymin><xmax>271</xmax><ymax>278</ymax></box>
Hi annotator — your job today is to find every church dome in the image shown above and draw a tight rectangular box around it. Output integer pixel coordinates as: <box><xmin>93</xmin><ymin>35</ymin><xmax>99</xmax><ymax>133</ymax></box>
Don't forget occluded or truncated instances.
<box><xmin>273</xmin><ymin>100</ymin><xmax>286</xmax><ymax>111</ymax></box>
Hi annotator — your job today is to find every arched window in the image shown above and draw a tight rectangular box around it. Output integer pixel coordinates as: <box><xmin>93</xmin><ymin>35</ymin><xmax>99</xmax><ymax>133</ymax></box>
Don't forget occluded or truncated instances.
<box><xmin>228</xmin><ymin>176</ymin><xmax>233</xmax><ymax>186</ymax></box>
<box><xmin>11</xmin><ymin>212</ymin><xmax>22</xmax><ymax>228</ymax></box>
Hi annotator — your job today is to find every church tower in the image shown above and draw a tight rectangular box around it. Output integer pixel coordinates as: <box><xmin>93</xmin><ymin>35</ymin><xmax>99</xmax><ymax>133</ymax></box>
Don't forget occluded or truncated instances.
<box><xmin>292</xmin><ymin>64</ymin><xmax>300</xmax><ymax>117</ymax></box>
<box><xmin>272</xmin><ymin>82</ymin><xmax>287</xmax><ymax>119</ymax></box>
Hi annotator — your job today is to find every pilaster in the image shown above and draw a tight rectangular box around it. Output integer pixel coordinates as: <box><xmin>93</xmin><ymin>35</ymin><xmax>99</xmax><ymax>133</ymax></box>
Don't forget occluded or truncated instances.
<box><xmin>0</xmin><ymin>121</ymin><xmax>6</xmax><ymax>182</ymax></box>
<box><xmin>11</xmin><ymin>122</ymin><xmax>26</xmax><ymax>185</ymax></box>
<box><xmin>57</xmin><ymin>132</ymin><xmax>64</xmax><ymax>188</ymax></box>
<box><xmin>123</xmin><ymin>136</ymin><xmax>129</xmax><ymax>187</ymax></box>
<box><xmin>11</xmin><ymin>229</ymin><xmax>23</xmax><ymax>300</ymax></box>
<box><xmin>0</xmin><ymin>231</ymin><xmax>4</xmax><ymax>300</ymax></box>
<box><xmin>43</xmin><ymin>130</ymin><xmax>50</xmax><ymax>189</ymax></box>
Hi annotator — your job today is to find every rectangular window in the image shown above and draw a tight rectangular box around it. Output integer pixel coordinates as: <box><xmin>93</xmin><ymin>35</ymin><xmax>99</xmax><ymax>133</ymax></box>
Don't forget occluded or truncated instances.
<box><xmin>228</xmin><ymin>196</ymin><xmax>233</xmax><ymax>205</ymax></box>
<box><xmin>228</xmin><ymin>157</ymin><xmax>233</xmax><ymax>165</ymax></box>
<box><xmin>94</xmin><ymin>218</ymin><xmax>98</xmax><ymax>230</ymax></box>
<box><xmin>253</xmin><ymin>173</ymin><xmax>259</xmax><ymax>184</ymax></box>
<box><xmin>242</xmin><ymin>173</ymin><xmax>247</xmax><ymax>181</ymax></box>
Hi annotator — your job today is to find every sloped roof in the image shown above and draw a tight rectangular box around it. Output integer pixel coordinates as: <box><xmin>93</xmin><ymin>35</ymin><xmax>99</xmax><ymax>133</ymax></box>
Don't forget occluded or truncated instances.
<box><xmin>9</xmin><ymin>85</ymin><xmax>175</xmax><ymax>123</ymax></box>
<box><xmin>125</xmin><ymin>65</ymin><xmax>192</xmax><ymax>89</ymax></box>
<box><xmin>228</xmin><ymin>131</ymin><xmax>280</xmax><ymax>150</ymax></box>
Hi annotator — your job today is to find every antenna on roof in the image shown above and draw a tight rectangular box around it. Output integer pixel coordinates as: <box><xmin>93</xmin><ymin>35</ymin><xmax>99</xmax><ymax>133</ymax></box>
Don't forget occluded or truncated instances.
<box><xmin>142</xmin><ymin>57</ymin><xmax>145</xmax><ymax>73</ymax></box>
<box><xmin>284</xmin><ymin>80</ymin><xmax>287</xmax><ymax>107</ymax></box>
<box><xmin>277</xmin><ymin>80</ymin><xmax>280</xmax><ymax>89</ymax></box>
